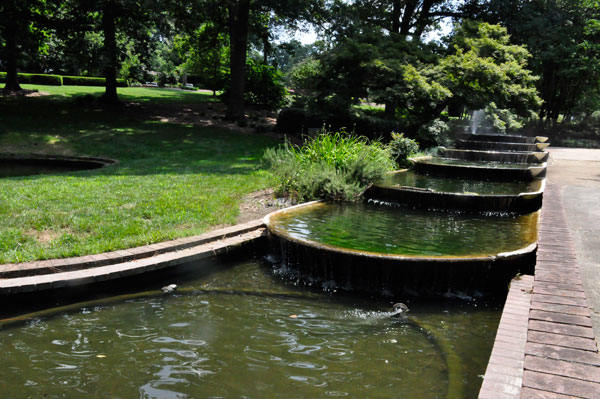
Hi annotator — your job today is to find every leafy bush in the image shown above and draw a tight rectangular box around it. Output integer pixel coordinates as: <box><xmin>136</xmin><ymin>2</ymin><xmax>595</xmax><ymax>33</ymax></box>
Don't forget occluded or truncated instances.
<box><xmin>389</xmin><ymin>133</ymin><xmax>419</xmax><ymax>167</ymax></box>
<box><xmin>0</xmin><ymin>72</ymin><xmax>128</xmax><ymax>87</ymax></box>
<box><xmin>263</xmin><ymin>131</ymin><xmax>396</xmax><ymax>201</ymax></box>
<box><xmin>276</xmin><ymin>107</ymin><xmax>403</xmax><ymax>139</ymax></box>
<box><xmin>244</xmin><ymin>59</ymin><xmax>287</xmax><ymax>109</ymax></box>
<box><xmin>416</xmin><ymin>119</ymin><xmax>450</xmax><ymax>147</ymax></box>
<box><xmin>276</xmin><ymin>107</ymin><xmax>323</xmax><ymax>135</ymax></box>
<box><xmin>484</xmin><ymin>102</ymin><xmax>525</xmax><ymax>133</ymax></box>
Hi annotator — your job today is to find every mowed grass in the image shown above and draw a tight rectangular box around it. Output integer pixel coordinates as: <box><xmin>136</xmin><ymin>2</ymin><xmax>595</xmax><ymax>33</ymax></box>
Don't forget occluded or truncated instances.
<box><xmin>10</xmin><ymin>83</ymin><xmax>219</xmax><ymax>104</ymax></box>
<box><xmin>0</xmin><ymin>85</ymin><xmax>277</xmax><ymax>263</ymax></box>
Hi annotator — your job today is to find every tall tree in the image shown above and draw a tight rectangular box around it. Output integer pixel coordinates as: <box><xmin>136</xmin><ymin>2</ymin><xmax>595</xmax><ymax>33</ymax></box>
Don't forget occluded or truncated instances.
<box><xmin>464</xmin><ymin>0</ymin><xmax>600</xmax><ymax>122</ymax></box>
<box><xmin>0</xmin><ymin>0</ymin><xmax>51</xmax><ymax>91</ymax></box>
<box><xmin>220</xmin><ymin>0</ymin><xmax>326</xmax><ymax>120</ymax></box>
<box><xmin>63</xmin><ymin>0</ymin><xmax>169</xmax><ymax>104</ymax></box>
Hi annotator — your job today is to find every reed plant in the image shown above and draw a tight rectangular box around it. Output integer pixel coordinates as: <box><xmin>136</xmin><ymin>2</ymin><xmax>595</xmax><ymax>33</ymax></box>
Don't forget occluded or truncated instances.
<box><xmin>264</xmin><ymin>131</ymin><xmax>396</xmax><ymax>201</ymax></box>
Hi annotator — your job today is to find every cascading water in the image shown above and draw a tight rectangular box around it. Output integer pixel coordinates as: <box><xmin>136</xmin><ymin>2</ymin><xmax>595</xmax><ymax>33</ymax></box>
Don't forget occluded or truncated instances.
<box><xmin>470</xmin><ymin>109</ymin><xmax>485</xmax><ymax>134</ymax></box>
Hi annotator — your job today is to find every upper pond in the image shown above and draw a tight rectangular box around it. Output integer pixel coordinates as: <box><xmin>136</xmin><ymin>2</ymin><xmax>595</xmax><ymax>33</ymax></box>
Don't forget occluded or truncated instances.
<box><xmin>377</xmin><ymin>170</ymin><xmax>543</xmax><ymax>195</ymax></box>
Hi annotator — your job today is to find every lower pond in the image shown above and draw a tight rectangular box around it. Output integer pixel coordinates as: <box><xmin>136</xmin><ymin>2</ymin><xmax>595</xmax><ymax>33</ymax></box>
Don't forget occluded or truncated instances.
<box><xmin>0</xmin><ymin>257</ymin><xmax>500</xmax><ymax>399</ymax></box>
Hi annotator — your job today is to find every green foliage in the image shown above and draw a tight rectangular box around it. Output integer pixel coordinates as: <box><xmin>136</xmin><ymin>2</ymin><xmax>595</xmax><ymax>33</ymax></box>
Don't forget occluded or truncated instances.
<box><xmin>263</xmin><ymin>131</ymin><xmax>396</xmax><ymax>201</ymax></box>
<box><xmin>288</xmin><ymin>57</ymin><xmax>321</xmax><ymax>94</ymax></box>
<box><xmin>276</xmin><ymin>107</ymin><xmax>321</xmax><ymax>135</ymax></box>
<box><xmin>473</xmin><ymin>0</ymin><xmax>600</xmax><ymax>121</ymax></box>
<box><xmin>441</xmin><ymin>21</ymin><xmax>541</xmax><ymax>117</ymax></box>
<box><xmin>389</xmin><ymin>133</ymin><xmax>419</xmax><ymax>168</ymax></box>
<box><xmin>0</xmin><ymin>72</ymin><xmax>63</xmax><ymax>86</ymax></box>
<box><xmin>0</xmin><ymin>73</ymin><xmax>128</xmax><ymax>87</ymax></box>
<box><xmin>244</xmin><ymin>59</ymin><xmax>287</xmax><ymax>109</ymax></box>
<box><xmin>416</xmin><ymin>119</ymin><xmax>451</xmax><ymax>147</ymax></box>
<box><xmin>223</xmin><ymin>59</ymin><xmax>287</xmax><ymax>110</ymax></box>
<box><xmin>483</xmin><ymin>102</ymin><xmax>525</xmax><ymax>133</ymax></box>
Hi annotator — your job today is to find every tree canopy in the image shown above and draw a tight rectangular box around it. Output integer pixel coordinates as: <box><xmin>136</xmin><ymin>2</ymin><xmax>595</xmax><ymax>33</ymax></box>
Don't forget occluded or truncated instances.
<box><xmin>1</xmin><ymin>0</ymin><xmax>600</xmax><ymax>130</ymax></box>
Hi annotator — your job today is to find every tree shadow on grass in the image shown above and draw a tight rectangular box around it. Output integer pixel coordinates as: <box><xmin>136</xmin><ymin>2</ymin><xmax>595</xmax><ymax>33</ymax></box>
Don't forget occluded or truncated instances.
<box><xmin>1</xmin><ymin>95</ymin><xmax>280</xmax><ymax>178</ymax></box>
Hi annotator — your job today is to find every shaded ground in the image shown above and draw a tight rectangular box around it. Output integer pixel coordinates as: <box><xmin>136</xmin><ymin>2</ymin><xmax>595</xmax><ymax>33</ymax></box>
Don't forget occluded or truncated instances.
<box><xmin>0</xmin><ymin>85</ymin><xmax>287</xmax><ymax>264</ymax></box>
<box><xmin>547</xmin><ymin>148</ymin><xmax>600</xmax><ymax>345</ymax></box>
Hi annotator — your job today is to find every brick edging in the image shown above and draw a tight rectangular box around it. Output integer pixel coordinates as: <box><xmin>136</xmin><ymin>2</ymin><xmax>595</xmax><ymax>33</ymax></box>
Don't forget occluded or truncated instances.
<box><xmin>0</xmin><ymin>219</ymin><xmax>265</xmax><ymax>279</ymax></box>
<box><xmin>479</xmin><ymin>275</ymin><xmax>533</xmax><ymax>398</ymax></box>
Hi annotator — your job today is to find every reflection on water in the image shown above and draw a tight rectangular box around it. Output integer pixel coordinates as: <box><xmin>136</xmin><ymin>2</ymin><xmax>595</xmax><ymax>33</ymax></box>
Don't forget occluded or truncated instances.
<box><xmin>0</xmin><ymin>259</ymin><xmax>500</xmax><ymax>398</ymax></box>
<box><xmin>378</xmin><ymin>170</ymin><xmax>541</xmax><ymax>195</ymax></box>
<box><xmin>270</xmin><ymin>202</ymin><xmax>538</xmax><ymax>257</ymax></box>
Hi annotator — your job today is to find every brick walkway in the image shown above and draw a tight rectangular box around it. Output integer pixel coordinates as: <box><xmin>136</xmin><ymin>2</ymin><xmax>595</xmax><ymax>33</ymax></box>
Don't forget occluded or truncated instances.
<box><xmin>522</xmin><ymin>183</ymin><xmax>600</xmax><ymax>398</ymax></box>
<box><xmin>479</xmin><ymin>183</ymin><xmax>600</xmax><ymax>398</ymax></box>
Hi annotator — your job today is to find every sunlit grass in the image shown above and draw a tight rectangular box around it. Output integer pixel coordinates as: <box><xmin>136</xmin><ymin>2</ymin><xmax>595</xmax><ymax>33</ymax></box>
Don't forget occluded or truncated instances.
<box><xmin>0</xmin><ymin>86</ymin><xmax>277</xmax><ymax>263</ymax></box>
<box><xmin>1</xmin><ymin>84</ymin><xmax>218</xmax><ymax>104</ymax></box>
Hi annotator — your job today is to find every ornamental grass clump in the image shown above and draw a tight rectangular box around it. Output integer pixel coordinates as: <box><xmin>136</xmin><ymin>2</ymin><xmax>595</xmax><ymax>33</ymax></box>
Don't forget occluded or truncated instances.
<box><xmin>264</xmin><ymin>131</ymin><xmax>396</xmax><ymax>201</ymax></box>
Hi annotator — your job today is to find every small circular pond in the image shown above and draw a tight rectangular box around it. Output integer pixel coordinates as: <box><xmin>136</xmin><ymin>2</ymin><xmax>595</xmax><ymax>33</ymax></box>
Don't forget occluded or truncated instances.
<box><xmin>414</xmin><ymin>157</ymin><xmax>546</xmax><ymax>180</ymax></box>
<box><xmin>0</xmin><ymin>154</ymin><xmax>116</xmax><ymax>178</ymax></box>
<box><xmin>365</xmin><ymin>170</ymin><xmax>545</xmax><ymax>213</ymax></box>
<box><xmin>265</xmin><ymin>202</ymin><xmax>538</xmax><ymax>296</ymax></box>
<box><xmin>376</xmin><ymin>170</ymin><xmax>543</xmax><ymax>196</ymax></box>
<box><xmin>267</xmin><ymin>202</ymin><xmax>538</xmax><ymax>259</ymax></box>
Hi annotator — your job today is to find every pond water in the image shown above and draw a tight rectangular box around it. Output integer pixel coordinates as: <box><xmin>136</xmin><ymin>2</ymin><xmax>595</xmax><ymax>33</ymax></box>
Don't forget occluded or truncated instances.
<box><xmin>377</xmin><ymin>170</ymin><xmax>542</xmax><ymax>195</ymax></box>
<box><xmin>0</xmin><ymin>258</ymin><xmax>500</xmax><ymax>399</ymax></box>
<box><xmin>418</xmin><ymin>158</ymin><xmax>532</xmax><ymax>170</ymax></box>
<box><xmin>0</xmin><ymin>160</ymin><xmax>81</xmax><ymax>177</ymax></box>
<box><xmin>0</xmin><ymin>158</ymin><xmax>110</xmax><ymax>178</ymax></box>
<box><xmin>268</xmin><ymin>202</ymin><xmax>538</xmax><ymax>257</ymax></box>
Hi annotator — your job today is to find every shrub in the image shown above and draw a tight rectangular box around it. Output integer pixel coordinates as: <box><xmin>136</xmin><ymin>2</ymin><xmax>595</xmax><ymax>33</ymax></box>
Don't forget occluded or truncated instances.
<box><xmin>389</xmin><ymin>132</ymin><xmax>419</xmax><ymax>168</ymax></box>
<box><xmin>63</xmin><ymin>76</ymin><xmax>128</xmax><ymax>87</ymax></box>
<box><xmin>276</xmin><ymin>107</ymin><xmax>404</xmax><ymax>140</ymax></box>
<box><xmin>222</xmin><ymin>59</ymin><xmax>287</xmax><ymax>110</ymax></box>
<box><xmin>0</xmin><ymin>72</ymin><xmax>63</xmax><ymax>86</ymax></box>
<box><xmin>276</xmin><ymin>107</ymin><xmax>323</xmax><ymax>135</ymax></box>
<box><xmin>263</xmin><ymin>131</ymin><xmax>396</xmax><ymax>201</ymax></box>
<box><xmin>0</xmin><ymin>72</ymin><xmax>128</xmax><ymax>87</ymax></box>
<box><xmin>416</xmin><ymin>119</ymin><xmax>450</xmax><ymax>147</ymax></box>
<box><xmin>244</xmin><ymin>59</ymin><xmax>287</xmax><ymax>109</ymax></box>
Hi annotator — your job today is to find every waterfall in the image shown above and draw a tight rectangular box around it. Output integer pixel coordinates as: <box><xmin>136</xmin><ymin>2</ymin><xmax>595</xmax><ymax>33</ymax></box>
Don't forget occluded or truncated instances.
<box><xmin>471</xmin><ymin>110</ymin><xmax>485</xmax><ymax>134</ymax></box>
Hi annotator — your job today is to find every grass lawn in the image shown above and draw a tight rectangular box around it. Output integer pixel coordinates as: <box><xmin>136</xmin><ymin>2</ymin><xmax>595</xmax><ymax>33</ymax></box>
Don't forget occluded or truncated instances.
<box><xmin>0</xmin><ymin>84</ymin><xmax>278</xmax><ymax>264</ymax></box>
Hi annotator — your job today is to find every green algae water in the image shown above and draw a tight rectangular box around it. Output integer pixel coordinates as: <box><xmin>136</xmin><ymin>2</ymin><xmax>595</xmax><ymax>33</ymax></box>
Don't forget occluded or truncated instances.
<box><xmin>269</xmin><ymin>202</ymin><xmax>538</xmax><ymax>257</ymax></box>
<box><xmin>0</xmin><ymin>258</ymin><xmax>500</xmax><ymax>399</ymax></box>
<box><xmin>378</xmin><ymin>170</ymin><xmax>542</xmax><ymax>195</ymax></box>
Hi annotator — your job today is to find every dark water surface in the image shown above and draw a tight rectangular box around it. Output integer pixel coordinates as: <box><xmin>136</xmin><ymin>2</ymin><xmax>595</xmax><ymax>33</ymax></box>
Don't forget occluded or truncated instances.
<box><xmin>0</xmin><ymin>160</ymin><xmax>80</xmax><ymax>177</ymax></box>
<box><xmin>269</xmin><ymin>202</ymin><xmax>538</xmax><ymax>257</ymax></box>
<box><xmin>0</xmin><ymin>258</ymin><xmax>500</xmax><ymax>398</ymax></box>
<box><xmin>378</xmin><ymin>170</ymin><xmax>542</xmax><ymax>195</ymax></box>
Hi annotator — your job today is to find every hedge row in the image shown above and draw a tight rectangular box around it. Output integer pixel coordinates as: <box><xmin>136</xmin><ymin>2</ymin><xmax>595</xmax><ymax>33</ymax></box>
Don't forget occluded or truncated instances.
<box><xmin>0</xmin><ymin>72</ymin><xmax>128</xmax><ymax>87</ymax></box>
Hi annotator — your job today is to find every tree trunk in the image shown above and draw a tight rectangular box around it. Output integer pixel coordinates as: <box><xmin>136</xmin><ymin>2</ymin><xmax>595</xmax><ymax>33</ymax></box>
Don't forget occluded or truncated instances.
<box><xmin>263</xmin><ymin>34</ymin><xmax>270</xmax><ymax>64</ymax></box>
<box><xmin>385</xmin><ymin>0</ymin><xmax>402</xmax><ymax>118</ymax></box>
<box><xmin>391</xmin><ymin>0</ymin><xmax>401</xmax><ymax>34</ymax></box>
<box><xmin>400</xmin><ymin>0</ymin><xmax>418</xmax><ymax>35</ymax></box>
<box><xmin>101</xmin><ymin>2</ymin><xmax>119</xmax><ymax>105</ymax></box>
<box><xmin>3</xmin><ymin>22</ymin><xmax>22</xmax><ymax>92</ymax></box>
<box><xmin>226</xmin><ymin>0</ymin><xmax>250</xmax><ymax>121</ymax></box>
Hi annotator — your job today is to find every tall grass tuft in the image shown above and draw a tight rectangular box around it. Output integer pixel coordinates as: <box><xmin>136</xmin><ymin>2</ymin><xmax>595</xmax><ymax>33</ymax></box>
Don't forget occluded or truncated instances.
<box><xmin>264</xmin><ymin>131</ymin><xmax>396</xmax><ymax>201</ymax></box>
